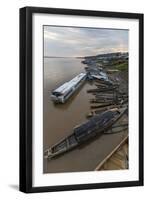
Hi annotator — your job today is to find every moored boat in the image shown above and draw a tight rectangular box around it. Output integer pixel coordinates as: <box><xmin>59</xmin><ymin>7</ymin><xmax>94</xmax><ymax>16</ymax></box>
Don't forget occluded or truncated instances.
<box><xmin>50</xmin><ymin>73</ymin><xmax>87</xmax><ymax>103</ymax></box>
<box><xmin>44</xmin><ymin>107</ymin><xmax>127</xmax><ymax>160</ymax></box>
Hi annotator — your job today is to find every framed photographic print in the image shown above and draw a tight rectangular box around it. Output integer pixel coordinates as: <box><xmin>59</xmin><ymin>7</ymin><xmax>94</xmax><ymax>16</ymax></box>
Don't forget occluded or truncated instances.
<box><xmin>19</xmin><ymin>7</ymin><xmax>144</xmax><ymax>193</ymax></box>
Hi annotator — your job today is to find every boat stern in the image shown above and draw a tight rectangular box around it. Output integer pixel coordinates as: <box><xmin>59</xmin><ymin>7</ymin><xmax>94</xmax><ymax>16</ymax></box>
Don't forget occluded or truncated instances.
<box><xmin>44</xmin><ymin>149</ymin><xmax>53</xmax><ymax>159</ymax></box>
<box><xmin>50</xmin><ymin>94</ymin><xmax>64</xmax><ymax>103</ymax></box>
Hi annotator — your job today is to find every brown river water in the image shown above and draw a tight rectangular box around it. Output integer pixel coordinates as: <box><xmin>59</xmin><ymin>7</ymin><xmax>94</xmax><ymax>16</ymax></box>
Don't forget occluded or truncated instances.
<box><xmin>43</xmin><ymin>57</ymin><xmax>127</xmax><ymax>173</ymax></box>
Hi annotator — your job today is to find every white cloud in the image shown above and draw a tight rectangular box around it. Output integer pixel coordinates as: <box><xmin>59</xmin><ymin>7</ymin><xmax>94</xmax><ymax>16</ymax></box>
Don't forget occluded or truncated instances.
<box><xmin>44</xmin><ymin>26</ymin><xmax>128</xmax><ymax>57</ymax></box>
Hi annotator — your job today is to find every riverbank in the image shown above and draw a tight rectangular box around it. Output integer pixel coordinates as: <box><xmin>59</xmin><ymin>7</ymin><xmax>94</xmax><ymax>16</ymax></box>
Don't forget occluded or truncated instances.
<box><xmin>82</xmin><ymin>52</ymin><xmax>128</xmax><ymax>170</ymax></box>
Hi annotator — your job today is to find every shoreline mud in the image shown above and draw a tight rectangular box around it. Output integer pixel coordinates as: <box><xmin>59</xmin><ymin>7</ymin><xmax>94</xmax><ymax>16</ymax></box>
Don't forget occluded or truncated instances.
<box><xmin>82</xmin><ymin>52</ymin><xmax>128</xmax><ymax>170</ymax></box>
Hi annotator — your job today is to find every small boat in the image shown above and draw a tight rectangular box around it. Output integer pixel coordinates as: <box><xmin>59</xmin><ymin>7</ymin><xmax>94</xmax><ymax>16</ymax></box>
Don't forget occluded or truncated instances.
<box><xmin>44</xmin><ymin>107</ymin><xmax>127</xmax><ymax>160</ymax></box>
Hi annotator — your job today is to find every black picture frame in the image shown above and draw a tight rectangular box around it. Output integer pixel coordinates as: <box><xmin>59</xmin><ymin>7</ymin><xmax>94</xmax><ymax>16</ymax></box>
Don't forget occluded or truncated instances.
<box><xmin>19</xmin><ymin>6</ymin><xmax>144</xmax><ymax>193</ymax></box>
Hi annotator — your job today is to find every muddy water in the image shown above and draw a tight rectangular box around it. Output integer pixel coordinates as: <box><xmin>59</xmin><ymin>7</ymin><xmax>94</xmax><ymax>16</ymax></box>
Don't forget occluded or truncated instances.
<box><xmin>43</xmin><ymin>58</ymin><xmax>127</xmax><ymax>173</ymax></box>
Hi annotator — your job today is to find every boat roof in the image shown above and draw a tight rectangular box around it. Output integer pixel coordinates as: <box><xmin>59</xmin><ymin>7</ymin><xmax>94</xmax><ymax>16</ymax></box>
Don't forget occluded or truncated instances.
<box><xmin>74</xmin><ymin>110</ymin><xmax>117</xmax><ymax>138</ymax></box>
<box><xmin>53</xmin><ymin>73</ymin><xmax>86</xmax><ymax>95</ymax></box>
<box><xmin>99</xmin><ymin>71</ymin><xmax>107</xmax><ymax>77</ymax></box>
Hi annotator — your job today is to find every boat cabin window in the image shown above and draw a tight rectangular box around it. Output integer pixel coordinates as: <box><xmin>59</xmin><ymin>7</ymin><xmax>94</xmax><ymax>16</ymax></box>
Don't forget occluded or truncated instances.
<box><xmin>52</xmin><ymin>91</ymin><xmax>62</xmax><ymax>97</ymax></box>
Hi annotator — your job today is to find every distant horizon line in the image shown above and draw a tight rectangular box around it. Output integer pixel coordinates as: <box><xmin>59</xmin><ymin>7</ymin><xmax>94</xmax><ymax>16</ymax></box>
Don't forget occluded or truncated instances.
<box><xmin>44</xmin><ymin>51</ymin><xmax>128</xmax><ymax>58</ymax></box>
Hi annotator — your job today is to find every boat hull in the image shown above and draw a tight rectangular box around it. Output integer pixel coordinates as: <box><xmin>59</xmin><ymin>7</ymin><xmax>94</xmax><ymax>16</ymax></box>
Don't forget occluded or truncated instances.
<box><xmin>44</xmin><ymin>107</ymin><xmax>127</xmax><ymax>159</ymax></box>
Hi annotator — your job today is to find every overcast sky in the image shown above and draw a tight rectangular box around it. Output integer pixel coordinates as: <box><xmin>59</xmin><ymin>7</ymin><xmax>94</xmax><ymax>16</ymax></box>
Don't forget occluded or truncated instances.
<box><xmin>44</xmin><ymin>26</ymin><xmax>128</xmax><ymax>57</ymax></box>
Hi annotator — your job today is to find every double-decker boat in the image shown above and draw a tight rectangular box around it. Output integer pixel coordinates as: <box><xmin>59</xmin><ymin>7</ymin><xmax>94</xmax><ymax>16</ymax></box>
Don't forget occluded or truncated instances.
<box><xmin>50</xmin><ymin>73</ymin><xmax>87</xmax><ymax>103</ymax></box>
